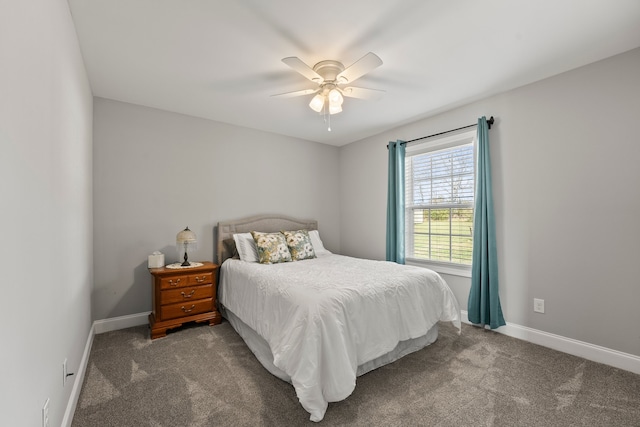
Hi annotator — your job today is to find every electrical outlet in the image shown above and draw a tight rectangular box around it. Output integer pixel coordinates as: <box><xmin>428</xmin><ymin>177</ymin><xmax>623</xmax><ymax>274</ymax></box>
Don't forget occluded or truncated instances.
<box><xmin>534</xmin><ymin>298</ymin><xmax>545</xmax><ymax>313</ymax></box>
<box><xmin>42</xmin><ymin>398</ymin><xmax>50</xmax><ymax>427</ymax></box>
<box><xmin>63</xmin><ymin>358</ymin><xmax>68</xmax><ymax>386</ymax></box>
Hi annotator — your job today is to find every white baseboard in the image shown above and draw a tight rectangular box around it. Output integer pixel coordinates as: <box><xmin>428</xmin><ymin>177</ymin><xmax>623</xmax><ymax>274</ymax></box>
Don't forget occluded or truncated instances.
<box><xmin>61</xmin><ymin>323</ymin><xmax>95</xmax><ymax>427</ymax></box>
<box><xmin>62</xmin><ymin>312</ymin><xmax>150</xmax><ymax>426</ymax></box>
<box><xmin>460</xmin><ymin>310</ymin><xmax>640</xmax><ymax>375</ymax></box>
<box><xmin>93</xmin><ymin>311</ymin><xmax>150</xmax><ymax>334</ymax></box>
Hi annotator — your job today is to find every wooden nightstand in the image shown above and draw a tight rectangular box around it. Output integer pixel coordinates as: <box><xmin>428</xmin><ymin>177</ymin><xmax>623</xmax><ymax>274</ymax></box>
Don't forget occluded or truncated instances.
<box><xmin>148</xmin><ymin>261</ymin><xmax>222</xmax><ymax>339</ymax></box>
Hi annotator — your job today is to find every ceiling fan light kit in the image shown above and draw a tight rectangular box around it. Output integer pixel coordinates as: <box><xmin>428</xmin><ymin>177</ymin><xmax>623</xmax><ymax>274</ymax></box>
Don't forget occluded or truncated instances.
<box><xmin>309</xmin><ymin>93</ymin><xmax>325</xmax><ymax>112</ymax></box>
<box><xmin>328</xmin><ymin>88</ymin><xmax>343</xmax><ymax>105</ymax></box>
<box><xmin>308</xmin><ymin>84</ymin><xmax>344</xmax><ymax>114</ymax></box>
<box><xmin>328</xmin><ymin>102</ymin><xmax>342</xmax><ymax>115</ymax></box>
<box><xmin>274</xmin><ymin>52</ymin><xmax>384</xmax><ymax>131</ymax></box>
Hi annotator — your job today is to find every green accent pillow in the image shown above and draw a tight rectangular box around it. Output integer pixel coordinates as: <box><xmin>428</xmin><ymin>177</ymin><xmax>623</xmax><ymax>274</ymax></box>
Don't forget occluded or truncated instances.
<box><xmin>282</xmin><ymin>230</ymin><xmax>316</xmax><ymax>261</ymax></box>
<box><xmin>250</xmin><ymin>231</ymin><xmax>292</xmax><ymax>264</ymax></box>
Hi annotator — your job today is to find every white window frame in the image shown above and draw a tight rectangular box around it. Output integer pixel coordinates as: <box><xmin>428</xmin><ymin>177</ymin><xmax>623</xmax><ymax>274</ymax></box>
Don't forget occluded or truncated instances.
<box><xmin>404</xmin><ymin>129</ymin><xmax>476</xmax><ymax>277</ymax></box>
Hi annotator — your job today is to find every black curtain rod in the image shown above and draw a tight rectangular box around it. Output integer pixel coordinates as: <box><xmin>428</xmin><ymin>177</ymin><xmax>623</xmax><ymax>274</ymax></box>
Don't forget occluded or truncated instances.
<box><xmin>396</xmin><ymin>116</ymin><xmax>494</xmax><ymax>146</ymax></box>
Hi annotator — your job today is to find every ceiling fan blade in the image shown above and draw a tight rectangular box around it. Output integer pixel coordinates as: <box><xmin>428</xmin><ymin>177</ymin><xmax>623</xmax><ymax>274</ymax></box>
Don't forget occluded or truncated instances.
<box><xmin>336</xmin><ymin>52</ymin><xmax>383</xmax><ymax>84</ymax></box>
<box><xmin>271</xmin><ymin>88</ymin><xmax>318</xmax><ymax>98</ymax></box>
<box><xmin>282</xmin><ymin>57</ymin><xmax>323</xmax><ymax>82</ymax></box>
<box><xmin>341</xmin><ymin>86</ymin><xmax>385</xmax><ymax>100</ymax></box>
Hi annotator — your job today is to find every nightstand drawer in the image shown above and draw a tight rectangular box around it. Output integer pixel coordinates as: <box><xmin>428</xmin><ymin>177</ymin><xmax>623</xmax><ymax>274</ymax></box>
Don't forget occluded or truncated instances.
<box><xmin>149</xmin><ymin>261</ymin><xmax>221</xmax><ymax>339</ymax></box>
<box><xmin>160</xmin><ymin>298</ymin><xmax>213</xmax><ymax>320</ymax></box>
<box><xmin>188</xmin><ymin>272</ymin><xmax>213</xmax><ymax>285</ymax></box>
<box><xmin>161</xmin><ymin>284</ymin><xmax>213</xmax><ymax>305</ymax></box>
<box><xmin>160</xmin><ymin>276</ymin><xmax>188</xmax><ymax>289</ymax></box>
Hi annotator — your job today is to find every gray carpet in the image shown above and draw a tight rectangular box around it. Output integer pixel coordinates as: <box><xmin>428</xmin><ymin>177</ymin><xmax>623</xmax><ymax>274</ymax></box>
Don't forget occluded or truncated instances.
<box><xmin>72</xmin><ymin>321</ymin><xmax>640</xmax><ymax>426</ymax></box>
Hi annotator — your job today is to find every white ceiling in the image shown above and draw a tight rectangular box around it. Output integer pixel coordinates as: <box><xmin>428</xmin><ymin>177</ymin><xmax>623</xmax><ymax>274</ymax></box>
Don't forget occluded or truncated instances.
<box><xmin>68</xmin><ymin>0</ymin><xmax>640</xmax><ymax>146</ymax></box>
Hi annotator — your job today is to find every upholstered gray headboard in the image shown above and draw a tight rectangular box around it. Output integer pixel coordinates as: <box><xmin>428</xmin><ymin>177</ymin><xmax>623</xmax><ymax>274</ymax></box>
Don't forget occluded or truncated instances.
<box><xmin>216</xmin><ymin>214</ymin><xmax>318</xmax><ymax>264</ymax></box>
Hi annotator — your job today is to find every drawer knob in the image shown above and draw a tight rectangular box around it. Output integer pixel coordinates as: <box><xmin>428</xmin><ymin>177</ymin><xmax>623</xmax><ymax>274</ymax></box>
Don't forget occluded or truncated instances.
<box><xmin>181</xmin><ymin>304</ymin><xmax>196</xmax><ymax>313</ymax></box>
<box><xmin>181</xmin><ymin>290</ymin><xmax>196</xmax><ymax>298</ymax></box>
<box><xmin>168</xmin><ymin>278</ymin><xmax>181</xmax><ymax>286</ymax></box>
<box><xmin>195</xmin><ymin>276</ymin><xmax>205</xmax><ymax>283</ymax></box>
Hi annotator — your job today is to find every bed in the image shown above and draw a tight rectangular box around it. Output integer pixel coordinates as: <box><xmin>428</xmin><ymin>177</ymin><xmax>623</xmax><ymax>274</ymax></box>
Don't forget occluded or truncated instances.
<box><xmin>216</xmin><ymin>214</ymin><xmax>461</xmax><ymax>422</ymax></box>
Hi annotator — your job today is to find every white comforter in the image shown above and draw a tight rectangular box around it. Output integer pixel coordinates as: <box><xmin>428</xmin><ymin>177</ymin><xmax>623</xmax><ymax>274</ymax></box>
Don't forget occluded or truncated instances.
<box><xmin>219</xmin><ymin>254</ymin><xmax>461</xmax><ymax>421</ymax></box>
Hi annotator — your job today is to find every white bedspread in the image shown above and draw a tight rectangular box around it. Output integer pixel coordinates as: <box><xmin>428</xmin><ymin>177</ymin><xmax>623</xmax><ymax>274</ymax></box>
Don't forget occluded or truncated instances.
<box><xmin>219</xmin><ymin>254</ymin><xmax>461</xmax><ymax>422</ymax></box>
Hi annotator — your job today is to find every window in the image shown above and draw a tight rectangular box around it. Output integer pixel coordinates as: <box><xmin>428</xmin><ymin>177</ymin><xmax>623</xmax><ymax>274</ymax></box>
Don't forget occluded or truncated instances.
<box><xmin>405</xmin><ymin>129</ymin><xmax>476</xmax><ymax>268</ymax></box>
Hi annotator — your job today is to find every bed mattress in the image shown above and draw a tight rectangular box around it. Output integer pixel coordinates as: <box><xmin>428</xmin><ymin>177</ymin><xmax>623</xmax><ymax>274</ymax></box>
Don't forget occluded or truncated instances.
<box><xmin>219</xmin><ymin>254</ymin><xmax>461</xmax><ymax>421</ymax></box>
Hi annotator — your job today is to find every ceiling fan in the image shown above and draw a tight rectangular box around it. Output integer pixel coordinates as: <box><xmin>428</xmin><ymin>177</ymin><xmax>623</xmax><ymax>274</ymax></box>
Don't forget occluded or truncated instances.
<box><xmin>272</xmin><ymin>52</ymin><xmax>384</xmax><ymax>121</ymax></box>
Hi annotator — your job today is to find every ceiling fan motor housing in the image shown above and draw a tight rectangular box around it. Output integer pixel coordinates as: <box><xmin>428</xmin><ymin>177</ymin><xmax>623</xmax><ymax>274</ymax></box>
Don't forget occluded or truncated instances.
<box><xmin>312</xmin><ymin>60</ymin><xmax>347</xmax><ymax>83</ymax></box>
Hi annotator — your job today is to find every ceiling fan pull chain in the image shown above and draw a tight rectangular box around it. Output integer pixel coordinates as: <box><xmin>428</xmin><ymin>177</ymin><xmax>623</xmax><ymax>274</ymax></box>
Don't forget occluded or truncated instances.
<box><xmin>321</xmin><ymin>101</ymin><xmax>331</xmax><ymax>131</ymax></box>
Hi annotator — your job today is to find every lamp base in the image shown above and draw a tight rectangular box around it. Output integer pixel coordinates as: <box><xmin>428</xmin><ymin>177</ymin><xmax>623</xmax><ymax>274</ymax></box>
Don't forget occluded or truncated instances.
<box><xmin>181</xmin><ymin>252</ymin><xmax>190</xmax><ymax>267</ymax></box>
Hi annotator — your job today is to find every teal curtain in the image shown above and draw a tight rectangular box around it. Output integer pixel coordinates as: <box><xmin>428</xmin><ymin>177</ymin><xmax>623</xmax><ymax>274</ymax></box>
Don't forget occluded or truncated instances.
<box><xmin>386</xmin><ymin>140</ymin><xmax>406</xmax><ymax>264</ymax></box>
<box><xmin>468</xmin><ymin>117</ymin><xmax>505</xmax><ymax>329</ymax></box>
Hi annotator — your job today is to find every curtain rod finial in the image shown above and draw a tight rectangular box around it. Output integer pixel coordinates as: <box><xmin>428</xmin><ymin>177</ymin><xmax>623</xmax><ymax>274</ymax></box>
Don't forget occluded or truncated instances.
<box><xmin>487</xmin><ymin>116</ymin><xmax>495</xmax><ymax>129</ymax></box>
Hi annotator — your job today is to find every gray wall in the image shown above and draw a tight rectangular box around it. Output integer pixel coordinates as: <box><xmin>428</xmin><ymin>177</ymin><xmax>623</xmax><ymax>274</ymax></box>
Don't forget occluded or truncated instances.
<box><xmin>2</xmin><ymin>2</ymin><xmax>636</xmax><ymax>424</ymax></box>
<box><xmin>0</xmin><ymin>1</ymin><xmax>94</xmax><ymax>426</ymax></box>
<box><xmin>340</xmin><ymin>48</ymin><xmax>640</xmax><ymax>357</ymax></box>
<box><xmin>93</xmin><ymin>98</ymin><xmax>341</xmax><ymax>320</ymax></box>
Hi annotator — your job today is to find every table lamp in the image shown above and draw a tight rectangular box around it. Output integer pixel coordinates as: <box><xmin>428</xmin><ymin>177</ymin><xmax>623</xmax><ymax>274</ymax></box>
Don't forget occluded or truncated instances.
<box><xmin>176</xmin><ymin>226</ymin><xmax>197</xmax><ymax>266</ymax></box>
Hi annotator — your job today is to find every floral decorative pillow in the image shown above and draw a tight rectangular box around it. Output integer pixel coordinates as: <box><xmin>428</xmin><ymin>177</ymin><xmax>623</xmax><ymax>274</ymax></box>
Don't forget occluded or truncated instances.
<box><xmin>282</xmin><ymin>229</ymin><xmax>316</xmax><ymax>261</ymax></box>
<box><xmin>250</xmin><ymin>231</ymin><xmax>292</xmax><ymax>264</ymax></box>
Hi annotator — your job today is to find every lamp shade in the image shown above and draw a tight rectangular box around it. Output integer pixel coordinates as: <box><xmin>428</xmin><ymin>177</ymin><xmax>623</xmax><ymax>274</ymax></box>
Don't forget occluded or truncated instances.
<box><xmin>328</xmin><ymin>88</ymin><xmax>343</xmax><ymax>105</ymax></box>
<box><xmin>328</xmin><ymin>88</ymin><xmax>343</xmax><ymax>115</ymax></box>
<box><xmin>329</xmin><ymin>103</ymin><xmax>342</xmax><ymax>115</ymax></box>
<box><xmin>176</xmin><ymin>227</ymin><xmax>197</xmax><ymax>245</ymax></box>
<box><xmin>309</xmin><ymin>94</ymin><xmax>324</xmax><ymax>113</ymax></box>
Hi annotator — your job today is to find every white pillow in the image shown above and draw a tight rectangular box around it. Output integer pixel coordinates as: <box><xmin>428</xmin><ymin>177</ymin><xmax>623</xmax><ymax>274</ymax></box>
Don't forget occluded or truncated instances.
<box><xmin>309</xmin><ymin>230</ymin><xmax>331</xmax><ymax>256</ymax></box>
<box><xmin>233</xmin><ymin>232</ymin><xmax>259</xmax><ymax>262</ymax></box>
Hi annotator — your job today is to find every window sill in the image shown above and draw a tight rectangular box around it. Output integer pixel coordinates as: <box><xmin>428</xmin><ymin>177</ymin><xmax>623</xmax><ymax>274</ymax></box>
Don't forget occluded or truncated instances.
<box><xmin>405</xmin><ymin>258</ymin><xmax>472</xmax><ymax>278</ymax></box>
